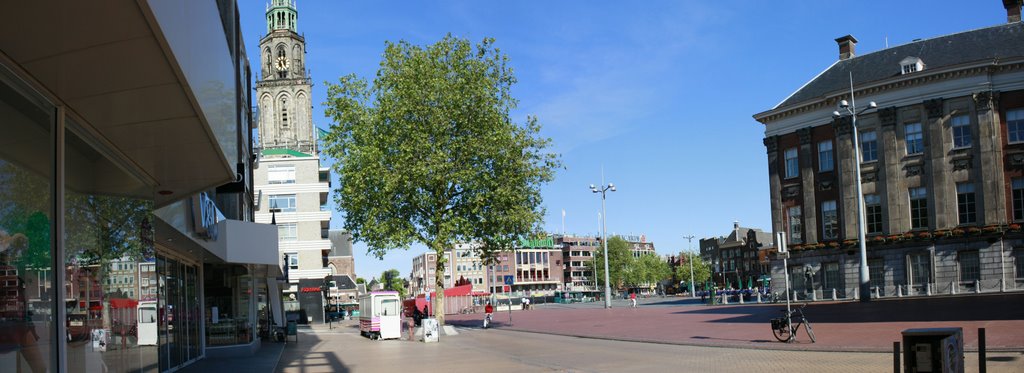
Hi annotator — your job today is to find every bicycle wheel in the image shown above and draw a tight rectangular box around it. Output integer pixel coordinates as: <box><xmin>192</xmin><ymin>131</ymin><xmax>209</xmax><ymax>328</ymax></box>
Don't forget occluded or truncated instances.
<box><xmin>804</xmin><ymin>322</ymin><xmax>816</xmax><ymax>343</ymax></box>
<box><xmin>771</xmin><ymin>320</ymin><xmax>791</xmax><ymax>342</ymax></box>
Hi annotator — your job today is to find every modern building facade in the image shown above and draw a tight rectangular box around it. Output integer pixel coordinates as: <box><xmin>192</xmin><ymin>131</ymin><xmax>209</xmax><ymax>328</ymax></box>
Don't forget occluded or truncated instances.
<box><xmin>754</xmin><ymin>1</ymin><xmax>1024</xmax><ymax>299</ymax></box>
<box><xmin>410</xmin><ymin>251</ymin><xmax>453</xmax><ymax>295</ymax></box>
<box><xmin>555</xmin><ymin>235</ymin><xmax>601</xmax><ymax>294</ymax></box>
<box><xmin>251</xmin><ymin>0</ymin><xmax>334</xmax><ymax>323</ymax></box>
<box><xmin>0</xmin><ymin>1</ymin><xmax>281</xmax><ymax>372</ymax></box>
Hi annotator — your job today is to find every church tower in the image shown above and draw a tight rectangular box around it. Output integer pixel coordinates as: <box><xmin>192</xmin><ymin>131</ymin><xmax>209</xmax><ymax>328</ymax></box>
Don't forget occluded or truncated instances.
<box><xmin>253</xmin><ymin>1</ymin><xmax>347</xmax><ymax>322</ymax></box>
<box><xmin>256</xmin><ymin>0</ymin><xmax>315</xmax><ymax>154</ymax></box>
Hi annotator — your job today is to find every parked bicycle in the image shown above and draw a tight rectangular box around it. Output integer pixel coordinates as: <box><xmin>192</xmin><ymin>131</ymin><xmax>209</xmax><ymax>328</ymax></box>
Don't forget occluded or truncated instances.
<box><xmin>770</xmin><ymin>303</ymin><xmax>815</xmax><ymax>343</ymax></box>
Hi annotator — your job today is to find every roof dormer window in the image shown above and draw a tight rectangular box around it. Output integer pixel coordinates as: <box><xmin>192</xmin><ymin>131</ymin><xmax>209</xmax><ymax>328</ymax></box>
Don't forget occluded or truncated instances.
<box><xmin>900</xmin><ymin>57</ymin><xmax>924</xmax><ymax>75</ymax></box>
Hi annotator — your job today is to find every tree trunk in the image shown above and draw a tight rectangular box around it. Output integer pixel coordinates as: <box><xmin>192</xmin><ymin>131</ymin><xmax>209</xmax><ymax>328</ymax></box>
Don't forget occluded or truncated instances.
<box><xmin>433</xmin><ymin>248</ymin><xmax>446</xmax><ymax>326</ymax></box>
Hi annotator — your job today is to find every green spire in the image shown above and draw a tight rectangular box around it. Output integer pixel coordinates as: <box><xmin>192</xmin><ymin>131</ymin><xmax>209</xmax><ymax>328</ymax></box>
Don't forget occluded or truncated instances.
<box><xmin>266</xmin><ymin>0</ymin><xmax>298</xmax><ymax>33</ymax></box>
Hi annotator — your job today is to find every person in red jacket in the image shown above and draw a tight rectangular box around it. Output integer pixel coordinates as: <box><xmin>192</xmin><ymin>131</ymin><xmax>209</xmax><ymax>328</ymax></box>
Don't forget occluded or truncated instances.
<box><xmin>483</xmin><ymin>302</ymin><xmax>494</xmax><ymax>328</ymax></box>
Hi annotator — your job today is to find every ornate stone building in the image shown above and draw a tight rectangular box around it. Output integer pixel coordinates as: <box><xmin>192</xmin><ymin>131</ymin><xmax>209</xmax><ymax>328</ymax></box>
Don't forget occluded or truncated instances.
<box><xmin>754</xmin><ymin>1</ymin><xmax>1024</xmax><ymax>299</ymax></box>
<box><xmin>257</xmin><ymin>0</ymin><xmax>316</xmax><ymax>155</ymax></box>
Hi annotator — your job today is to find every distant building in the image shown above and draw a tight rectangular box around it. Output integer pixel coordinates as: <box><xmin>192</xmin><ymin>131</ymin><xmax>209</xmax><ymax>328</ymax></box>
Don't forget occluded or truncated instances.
<box><xmin>326</xmin><ymin>230</ymin><xmax>357</xmax><ymax>304</ymax></box>
<box><xmin>699</xmin><ymin>222</ymin><xmax>773</xmax><ymax>288</ymax></box>
<box><xmin>410</xmin><ymin>237</ymin><xmax>566</xmax><ymax>297</ymax></box>
<box><xmin>555</xmin><ymin>235</ymin><xmax>601</xmax><ymax>294</ymax></box>
<box><xmin>754</xmin><ymin>1</ymin><xmax>1024</xmax><ymax>299</ymax></box>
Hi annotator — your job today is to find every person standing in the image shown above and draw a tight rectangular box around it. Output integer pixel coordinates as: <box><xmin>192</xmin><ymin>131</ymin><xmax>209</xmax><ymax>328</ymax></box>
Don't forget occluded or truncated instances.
<box><xmin>630</xmin><ymin>292</ymin><xmax>637</xmax><ymax>308</ymax></box>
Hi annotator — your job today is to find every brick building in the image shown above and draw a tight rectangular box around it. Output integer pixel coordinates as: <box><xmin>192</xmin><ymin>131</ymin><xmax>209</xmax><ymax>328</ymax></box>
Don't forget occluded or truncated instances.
<box><xmin>699</xmin><ymin>222</ymin><xmax>773</xmax><ymax>288</ymax></box>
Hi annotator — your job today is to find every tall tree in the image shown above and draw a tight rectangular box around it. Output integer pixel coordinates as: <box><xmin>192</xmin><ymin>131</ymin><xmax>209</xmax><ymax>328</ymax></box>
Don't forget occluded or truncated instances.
<box><xmin>675</xmin><ymin>254</ymin><xmax>712</xmax><ymax>290</ymax></box>
<box><xmin>633</xmin><ymin>253</ymin><xmax>671</xmax><ymax>289</ymax></box>
<box><xmin>587</xmin><ymin>236</ymin><xmax>631</xmax><ymax>293</ymax></box>
<box><xmin>322</xmin><ymin>35</ymin><xmax>560</xmax><ymax>326</ymax></box>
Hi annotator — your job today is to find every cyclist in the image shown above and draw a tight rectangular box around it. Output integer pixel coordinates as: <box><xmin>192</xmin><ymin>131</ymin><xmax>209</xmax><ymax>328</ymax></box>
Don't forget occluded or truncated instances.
<box><xmin>483</xmin><ymin>302</ymin><xmax>494</xmax><ymax>328</ymax></box>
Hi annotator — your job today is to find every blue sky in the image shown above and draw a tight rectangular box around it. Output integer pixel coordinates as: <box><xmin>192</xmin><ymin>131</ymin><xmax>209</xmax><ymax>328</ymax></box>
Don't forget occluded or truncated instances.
<box><xmin>239</xmin><ymin>1</ymin><xmax>1007</xmax><ymax>280</ymax></box>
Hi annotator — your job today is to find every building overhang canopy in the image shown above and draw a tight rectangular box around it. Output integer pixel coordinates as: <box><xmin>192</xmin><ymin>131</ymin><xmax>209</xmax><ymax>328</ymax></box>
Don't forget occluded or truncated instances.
<box><xmin>1</xmin><ymin>0</ymin><xmax>241</xmax><ymax>207</ymax></box>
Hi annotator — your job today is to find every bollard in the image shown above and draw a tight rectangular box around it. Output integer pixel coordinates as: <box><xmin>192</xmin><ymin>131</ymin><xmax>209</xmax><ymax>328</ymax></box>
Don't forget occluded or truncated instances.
<box><xmin>951</xmin><ymin>281</ymin><xmax>957</xmax><ymax>295</ymax></box>
<box><xmin>721</xmin><ymin>292</ymin><xmax>728</xmax><ymax>304</ymax></box>
<box><xmin>756</xmin><ymin>291</ymin><xmax>762</xmax><ymax>303</ymax></box>
<box><xmin>811</xmin><ymin>290</ymin><xmax>817</xmax><ymax>301</ymax></box>
<box><xmin>926</xmin><ymin>283</ymin><xmax>932</xmax><ymax>296</ymax></box>
<box><xmin>873</xmin><ymin>286</ymin><xmax>880</xmax><ymax>299</ymax></box>
<box><xmin>974</xmin><ymin>279</ymin><xmax>981</xmax><ymax>294</ymax></box>
<box><xmin>893</xmin><ymin>341</ymin><xmax>901</xmax><ymax>373</ymax></box>
<box><xmin>979</xmin><ymin>328</ymin><xmax>987</xmax><ymax>373</ymax></box>
<box><xmin>1000</xmin><ymin>278</ymin><xmax>1005</xmax><ymax>292</ymax></box>
<box><xmin>853</xmin><ymin>287</ymin><xmax>859</xmax><ymax>300</ymax></box>
<box><xmin>739</xmin><ymin>292</ymin><xmax>744</xmax><ymax>304</ymax></box>
<box><xmin>831</xmin><ymin>288</ymin><xmax>837</xmax><ymax>301</ymax></box>
<box><xmin>897</xmin><ymin>285</ymin><xmax>903</xmax><ymax>297</ymax></box>
<box><xmin>407</xmin><ymin>317</ymin><xmax>415</xmax><ymax>341</ymax></box>
<box><xmin>792</xmin><ymin>290</ymin><xmax>798</xmax><ymax>301</ymax></box>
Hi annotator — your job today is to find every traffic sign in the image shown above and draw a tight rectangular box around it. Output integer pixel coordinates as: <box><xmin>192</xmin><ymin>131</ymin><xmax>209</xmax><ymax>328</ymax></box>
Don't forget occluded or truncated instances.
<box><xmin>504</xmin><ymin>275</ymin><xmax>514</xmax><ymax>285</ymax></box>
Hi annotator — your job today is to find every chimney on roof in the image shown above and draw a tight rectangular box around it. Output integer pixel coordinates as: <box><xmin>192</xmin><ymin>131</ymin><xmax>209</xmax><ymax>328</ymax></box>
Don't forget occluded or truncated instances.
<box><xmin>835</xmin><ymin>35</ymin><xmax>858</xmax><ymax>60</ymax></box>
<box><xmin>1005</xmin><ymin>0</ymin><xmax>1023</xmax><ymax>23</ymax></box>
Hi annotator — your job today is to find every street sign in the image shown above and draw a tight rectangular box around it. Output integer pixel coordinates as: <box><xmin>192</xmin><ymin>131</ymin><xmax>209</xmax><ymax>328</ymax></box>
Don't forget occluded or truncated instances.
<box><xmin>503</xmin><ymin>285</ymin><xmax>510</xmax><ymax>292</ymax></box>
<box><xmin>504</xmin><ymin>275</ymin><xmax>514</xmax><ymax>285</ymax></box>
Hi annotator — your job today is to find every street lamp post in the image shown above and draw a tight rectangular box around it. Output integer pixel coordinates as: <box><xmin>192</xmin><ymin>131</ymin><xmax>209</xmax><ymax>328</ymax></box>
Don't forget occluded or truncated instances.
<box><xmin>832</xmin><ymin>72</ymin><xmax>877</xmax><ymax>302</ymax></box>
<box><xmin>590</xmin><ymin>183</ymin><xmax>616</xmax><ymax>309</ymax></box>
<box><xmin>682</xmin><ymin>235</ymin><xmax>696</xmax><ymax>297</ymax></box>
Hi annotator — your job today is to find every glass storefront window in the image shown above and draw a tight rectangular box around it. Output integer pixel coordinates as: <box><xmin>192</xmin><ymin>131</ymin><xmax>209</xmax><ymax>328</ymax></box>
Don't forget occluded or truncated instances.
<box><xmin>0</xmin><ymin>67</ymin><xmax>55</xmax><ymax>373</ymax></box>
<box><xmin>64</xmin><ymin>121</ymin><xmax>157</xmax><ymax>373</ymax></box>
<box><xmin>204</xmin><ymin>264</ymin><xmax>253</xmax><ymax>346</ymax></box>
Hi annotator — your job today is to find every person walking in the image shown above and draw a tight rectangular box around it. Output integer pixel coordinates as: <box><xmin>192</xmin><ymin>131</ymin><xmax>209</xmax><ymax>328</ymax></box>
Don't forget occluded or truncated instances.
<box><xmin>630</xmin><ymin>292</ymin><xmax>637</xmax><ymax>308</ymax></box>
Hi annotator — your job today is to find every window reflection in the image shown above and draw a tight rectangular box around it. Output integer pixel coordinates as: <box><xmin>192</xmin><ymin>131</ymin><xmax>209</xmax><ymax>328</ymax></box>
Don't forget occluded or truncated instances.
<box><xmin>0</xmin><ymin>67</ymin><xmax>54</xmax><ymax>373</ymax></box>
<box><xmin>64</xmin><ymin>123</ymin><xmax>157</xmax><ymax>373</ymax></box>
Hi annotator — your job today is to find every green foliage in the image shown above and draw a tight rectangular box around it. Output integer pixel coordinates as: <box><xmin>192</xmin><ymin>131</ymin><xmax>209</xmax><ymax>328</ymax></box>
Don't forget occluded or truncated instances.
<box><xmin>587</xmin><ymin>236</ymin><xmax>631</xmax><ymax>290</ymax></box>
<box><xmin>356</xmin><ymin>277</ymin><xmax>366</xmax><ymax>284</ymax></box>
<box><xmin>629</xmin><ymin>253</ymin><xmax>671</xmax><ymax>287</ymax></box>
<box><xmin>322</xmin><ymin>34</ymin><xmax>561</xmax><ymax>324</ymax></box>
<box><xmin>675</xmin><ymin>253</ymin><xmax>712</xmax><ymax>286</ymax></box>
<box><xmin>380</xmin><ymin>268</ymin><xmax>407</xmax><ymax>299</ymax></box>
<box><xmin>0</xmin><ymin>163</ymin><xmax>152</xmax><ymax>275</ymax></box>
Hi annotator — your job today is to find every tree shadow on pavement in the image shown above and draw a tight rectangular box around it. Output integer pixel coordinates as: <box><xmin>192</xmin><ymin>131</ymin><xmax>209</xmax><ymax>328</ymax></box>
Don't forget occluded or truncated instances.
<box><xmin>672</xmin><ymin>293</ymin><xmax>1024</xmax><ymax>324</ymax></box>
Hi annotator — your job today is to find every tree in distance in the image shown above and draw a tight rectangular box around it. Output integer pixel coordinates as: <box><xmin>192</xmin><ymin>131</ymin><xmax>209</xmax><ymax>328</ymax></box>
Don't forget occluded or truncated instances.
<box><xmin>587</xmin><ymin>236</ymin><xmax>631</xmax><ymax>294</ymax></box>
<box><xmin>588</xmin><ymin>236</ymin><xmax>672</xmax><ymax>295</ymax></box>
<box><xmin>322</xmin><ymin>34</ymin><xmax>561</xmax><ymax>326</ymax></box>
<box><xmin>675</xmin><ymin>253</ymin><xmax>712</xmax><ymax>291</ymax></box>
<box><xmin>379</xmin><ymin>268</ymin><xmax>407</xmax><ymax>299</ymax></box>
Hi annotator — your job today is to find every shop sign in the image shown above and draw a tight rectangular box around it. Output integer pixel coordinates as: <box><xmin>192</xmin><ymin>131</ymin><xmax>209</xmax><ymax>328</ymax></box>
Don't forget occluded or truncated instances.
<box><xmin>301</xmin><ymin>287</ymin><xmax>321</xmax><ymax>293</ymax></box>
<box><xmin>191</xmin><ymin>192</ymin><xmax>219</xmax><ymax>241</ymax></box>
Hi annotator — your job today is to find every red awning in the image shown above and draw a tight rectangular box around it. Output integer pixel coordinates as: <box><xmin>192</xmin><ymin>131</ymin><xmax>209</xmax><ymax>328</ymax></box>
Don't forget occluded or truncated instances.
<box><xmin>109</xmin><ymin>298</ymin><xmax>139</xmax><ymax>309</ymax></box>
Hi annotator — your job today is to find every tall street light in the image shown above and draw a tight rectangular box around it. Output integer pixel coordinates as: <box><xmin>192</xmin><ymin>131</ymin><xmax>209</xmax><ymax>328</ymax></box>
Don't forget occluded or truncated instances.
<box><xmin>590</xmin><ymin>182</ymin><xmax>615</xmax><ymax>308</ymax></box>
<box><xmin>682</xmin><ymin>235</ymin><xmax>696</xmax><ymax>297</ymax></box>
<box><xmin>832</xmin><ymin>72</ymin><xmax>877</xmax><ymax>302</ymax></box>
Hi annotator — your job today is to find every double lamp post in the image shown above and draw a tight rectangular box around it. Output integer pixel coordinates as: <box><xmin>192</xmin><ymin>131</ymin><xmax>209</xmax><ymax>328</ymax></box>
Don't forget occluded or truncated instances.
<box><xmin>590</xmin><ymin>182</ymin><xmax>615</xmax><ymax>309</ymax></box>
